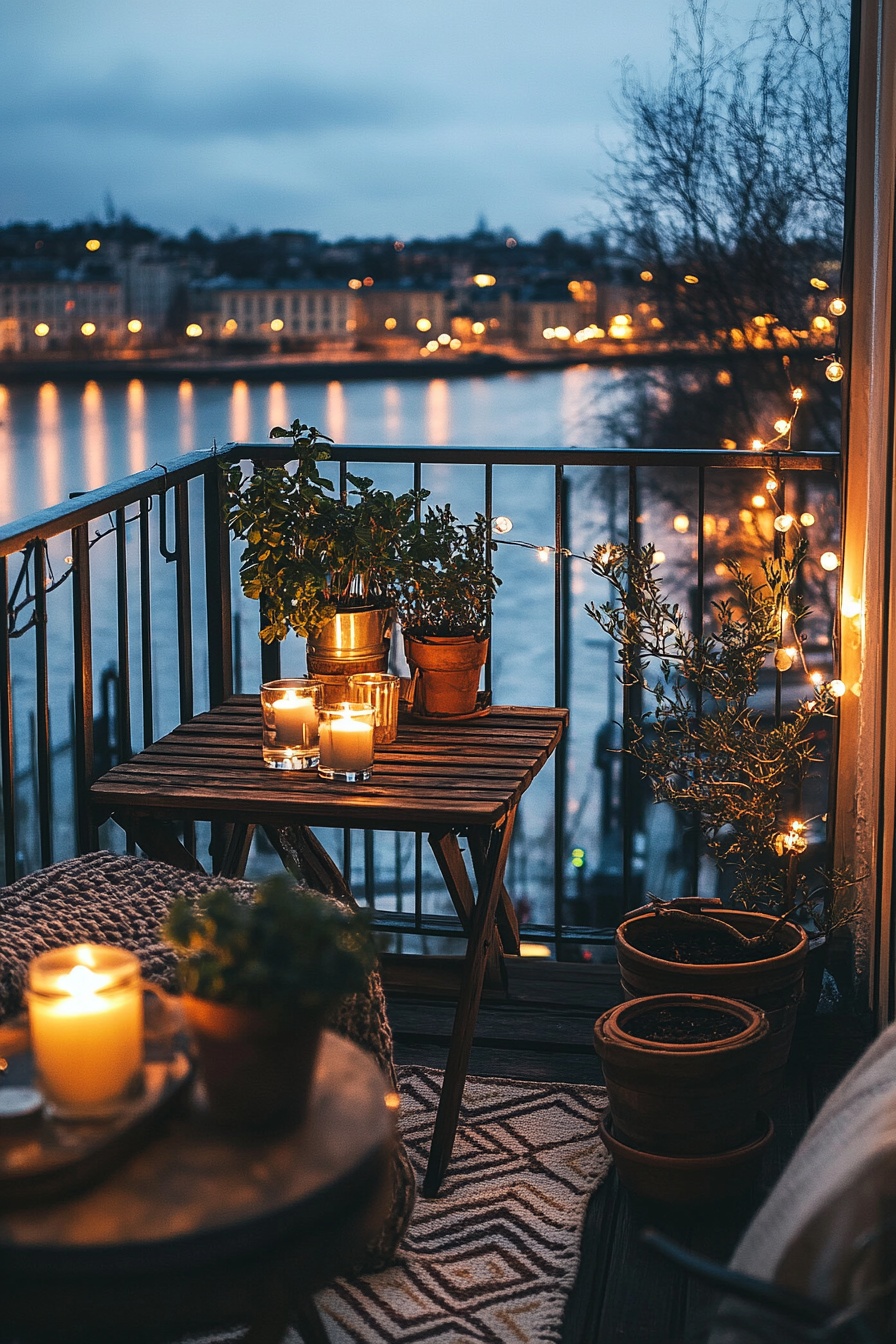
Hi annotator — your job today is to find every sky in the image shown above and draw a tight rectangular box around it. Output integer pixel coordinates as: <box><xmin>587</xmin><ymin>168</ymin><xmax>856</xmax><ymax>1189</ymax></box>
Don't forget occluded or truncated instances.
<box><xmin>0</xmin><ymin>1</ymin><xmax>753</xmax><ymax>242</ymax></box>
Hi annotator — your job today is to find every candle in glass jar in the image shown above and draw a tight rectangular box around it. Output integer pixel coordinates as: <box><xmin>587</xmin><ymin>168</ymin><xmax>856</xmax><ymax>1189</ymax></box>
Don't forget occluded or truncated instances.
<box><xmin>272</xmin><ymin>687</ymin><xmax>318</xmax><ymax>745</ymax></box>
<box><xmin>318</xmin><ymin>703</ymin><xmax>375</xmax><ymax>780</ymax></box>
<box><xmin>27</xmin><ymin>945</ymin><xmax>143</xmax><ymax>1116</ymax></box>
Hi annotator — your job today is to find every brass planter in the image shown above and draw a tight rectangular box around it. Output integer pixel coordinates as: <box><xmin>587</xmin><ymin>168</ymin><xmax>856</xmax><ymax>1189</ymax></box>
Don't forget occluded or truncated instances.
<box><xmin>306</xmin><ymin>606</ymin><xmax>393</xmax><ymax>678</ymax></box>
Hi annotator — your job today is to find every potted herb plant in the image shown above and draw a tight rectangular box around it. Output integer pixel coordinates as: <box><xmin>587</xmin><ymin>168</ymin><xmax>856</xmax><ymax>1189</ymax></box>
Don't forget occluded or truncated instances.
<box><xmin>588</xmin><ymin>536</ymin><xmax>857</xmax><ymax>1092</ymax></box>
<box><xmin>223</xmin><ymin>418</ymin><xmax>427</xmax><ymax>676</ymax></box>
<box><xmin>162</xmin><ymin>875</ymin><xmax>375</xmax><ymax>1128</ymax></box>
<box><xmin>396</xmin><ymin>504</ymin><xmax>501</xmax><ymax>718</ymax></box>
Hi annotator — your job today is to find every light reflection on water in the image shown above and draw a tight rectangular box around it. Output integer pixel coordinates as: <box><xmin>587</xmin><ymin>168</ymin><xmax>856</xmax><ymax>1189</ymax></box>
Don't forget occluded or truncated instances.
<box><xmin>229</xmin><ymin>379</ymin><xmax>251</xmax><ymax>443</ymax></box>
<box><xmin>126</xmin><ymin>379</ymin><xmax>147</xmax><ymax>474</ymax></box>
<box><xmin>0</xmin><ymin>385</ymin><xmax>12</xmax><ymax>523</ymax></box>
<box><xmin>177</xmin><ymin>380</ymin><xmax>195</xmax><ymax>454</ymax></box>
<box><xmin>37</xmin><ymin>382</ymin><xmax>63</xmax><ymax>508</ymax></box>
<box><xmin>82</xmin><ymin>380</ymin><xmax>108</xmax><ymax>492</ymax></box>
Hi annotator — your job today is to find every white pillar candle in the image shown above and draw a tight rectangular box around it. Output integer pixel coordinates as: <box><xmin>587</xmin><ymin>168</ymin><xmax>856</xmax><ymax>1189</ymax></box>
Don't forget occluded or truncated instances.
<box><xmin>28</xmin><ymin>945</ymin><xmax>143</xmax><ymax>1115</ymax></box>
<box><xmin>272</xmin><ymin>688</ymin><xmax>318</xmax><ymax>746</ymax></box>
<box><xmin>319</xmin><ymin>704</ymin><xmax>375</xmax><ymax>775</ymax></box>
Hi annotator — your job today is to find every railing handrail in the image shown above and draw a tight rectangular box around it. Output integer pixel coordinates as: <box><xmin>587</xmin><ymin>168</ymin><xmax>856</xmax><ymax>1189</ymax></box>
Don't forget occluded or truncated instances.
<box><xmin>0</xmin><ymin>442</ymin><xmax>840</xmax><ymax>557</ymax></box>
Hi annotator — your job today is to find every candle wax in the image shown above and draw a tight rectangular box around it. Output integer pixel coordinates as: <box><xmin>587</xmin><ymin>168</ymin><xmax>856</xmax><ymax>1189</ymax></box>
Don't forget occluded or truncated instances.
<box><xmin>30</xmin><ymin>965</ymin><xmax>143</xmax><ymax>1108</ymax></box>
<box><xmin>272</xmin><ymin>690</ymin><xmax>318</xmax><ymax>746</ymax></box>
<box><xmin>319</xmin><ymin>716</ymin><xmax>374</xmax><ymax>772</ymax></box>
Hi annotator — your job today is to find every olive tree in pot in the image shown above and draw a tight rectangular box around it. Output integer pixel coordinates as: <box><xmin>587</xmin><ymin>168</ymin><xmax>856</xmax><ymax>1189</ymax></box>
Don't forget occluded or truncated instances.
<box><xmin>162</xmin><ymin>876</ymin><xmax>375</xmax><ymax>1129</ymax></box>
<box><xmin>396</xmin><ymin>505</ymin><xmax>501</xmax><ymax>718</ymax></box>
<box><xmin>223</xmin><ymin>418</ymin><xmax>428</xmax><ymax>679</ymax></box>
<box><xmin>588</xmin><ymin>536</ymin><xmax>857</xmax><ymax>1094</ymax></box>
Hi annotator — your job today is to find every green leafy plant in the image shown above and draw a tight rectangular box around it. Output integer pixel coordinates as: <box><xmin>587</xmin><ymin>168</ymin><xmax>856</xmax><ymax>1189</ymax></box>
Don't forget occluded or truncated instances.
<box><xmin>588</xmin><ymin>536</ymin><xmax>857</xmax><ymax>936</ymax></box>
<box><xmin>223</xmin><ymin>418</ymin><xmax>429</xmax><ymax>642</ymax></box>
<box><xmin>396</xmin><ymin>504</ymin><xmax>500</xmax><ymax>638</ymax></box>
<box><xmin>162</xmin><ymin>875</ymin><xmax>376</xmax><ymax>1018</ymax></box>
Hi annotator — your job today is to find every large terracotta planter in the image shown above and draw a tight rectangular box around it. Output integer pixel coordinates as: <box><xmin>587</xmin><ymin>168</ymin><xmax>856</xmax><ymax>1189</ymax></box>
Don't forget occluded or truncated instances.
<box><xmin>306</xmin><ymin>606</ymin><xmax>392</xmax><ymax>678</ymax></box>
<box><xmin>181</xmin><ymin>996</ymin><xmax>323</xmax><ymax>1129</ymax></box>
<box><xmin>593</xmin><ymin>993</ymin><xmax>769</xmax><ymax>1156</ymax></box>
<box><xmin>598</xmin><ymin>1113</ymin><xmax>773</xmax><ymax>1204</ymax></box>
<box><xmin>615</xmin><ymin>904</ymin><xmax>808</xmax><ymax>1098</ymax></box>
<box><xmin>404</xmin><ymin>633</ymin><xmax>488</xmax><ymax>717</ymax></box>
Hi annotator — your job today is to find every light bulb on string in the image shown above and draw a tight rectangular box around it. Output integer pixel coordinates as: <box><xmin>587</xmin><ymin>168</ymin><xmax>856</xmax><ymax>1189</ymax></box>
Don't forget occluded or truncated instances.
<box><xmin>792</xmin><ymin>388</ymin><xmax>804</xmax><ymax>402</ymax></box>
<box><xmin>829</xmin><ymin>298</ymin><xmax>847</xmax><ymax>317</ymax></box>
<box><xmin>492</xmin><ymin>516</ymin><xmax>513</xmax><ymax>534</ymax></box>
<box><xmin>774</xmin><ymin>649</ymin><xmax>793</xmax><ymax>672</ymax></box>
<box><xmin>820</xmin><ymin>551</ymin><xmax>840</xmax><ymax>572</ymax></box>
<box><xmin>751</xmin><ymin>439</ymin><xmax>764</xmax><ymax>452</ymax></box>
<box><xmin>829</xmin><ymin>679</ymin><xmax>847</xmax><ymax>698</ymax></box>
<box><xmin>774</xmin><ymin>419</ymin><xmax>790</xmax><ymax>435</ymax></box>
<box><xmin>825</xmin><ymin>359</ymin><xmax>845</xmax><ymax>383</ymax></box>
<box><xmin>800</xmin><ymin>512</ymin><xmax>816</xmax><ymax>527</ymax></box>
<box><xmin>766</xmin><ymin>477</ymin><xmax>778</xmax><ymax>492</ymax></box>
<box><xmin>774</xmin><ymin>513</ymin><xmax>794</xmax><ymax>532</ymax></box>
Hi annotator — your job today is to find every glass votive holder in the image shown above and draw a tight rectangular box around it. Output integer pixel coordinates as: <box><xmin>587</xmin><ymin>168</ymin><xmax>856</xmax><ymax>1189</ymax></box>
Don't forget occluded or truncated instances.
<box><xmin>318</xmin><ymin>702</ymin><xmax>376</xmax><ymax>782</ymax></box>
<box><xmin>260</xmin><ymin>678</ymin><xmax>322</xmax><ymax>770</ymax></box>
<box><xmin>348</xmin><ymin>672</ymin><xmax>400</xmax><ymax>744</ymax></box>
<box><xmin>27</xmin><ymin>945</ymin><xmax>144</xmax><ymax>1119</ymax></box>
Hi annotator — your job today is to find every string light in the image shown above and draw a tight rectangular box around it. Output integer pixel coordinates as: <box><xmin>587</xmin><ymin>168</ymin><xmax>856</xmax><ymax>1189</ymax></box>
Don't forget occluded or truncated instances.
<box><xmin>810</xmin><ymin>671</ymin><xmax>824</xmax><ymax>686</ymax></box>
<box><xmin>774</xmin><ymin>649</ymin><xmax>793</xmax><ymax>672</ymax></box>
<box><xmin>751</xmin><ymin>494</ymin><xmax>767</xmax><ymax>508</ymax></box>
<box><xmin>829</xmin><ymin>297</ymin><xmax>847</xmax><ymax>317</ymax></box>
<box><xmin>829</xmin><ymin>679</ymin><xmax>847</xmax><ymax>697</ymax></box>
<box><xmin>800</xmin><ymin>512</ymin><xmax>816</xmax><ymax>526</ymax></box>
<box><xmin>820</xmin><ymin>551</ymin><xmax>840</xmax><ymax>571</ymax></box>
<box><xmin>774</xmin><ymin>418</ymin><xmax>790</xmax><ymax>434</ymax></box>
<box><xmin>492</xmin><ymin>516</ymin><xmax>513</xmax><ymax>534</ymax></box>
<box><xmin>825</xmin><ymin>359</ymin><xmax>845</xmax><ymax>383</ymax></box>
<box><xmin>766</xmin><ymin>477</ymin><xmax>778</xmax><ymax>492</ymax></box>
<box><xmin>774</xmin><ymin>513</ymin><xmax>795</xmax><ymax>532</ymax></box>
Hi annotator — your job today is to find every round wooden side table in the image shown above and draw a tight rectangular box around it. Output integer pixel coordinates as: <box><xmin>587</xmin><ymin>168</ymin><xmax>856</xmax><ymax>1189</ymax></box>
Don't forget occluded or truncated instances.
<box><xmin>0</xmin><ymin>1031</ymin><xmax>396</xmax><ymax>1344</ymax></box>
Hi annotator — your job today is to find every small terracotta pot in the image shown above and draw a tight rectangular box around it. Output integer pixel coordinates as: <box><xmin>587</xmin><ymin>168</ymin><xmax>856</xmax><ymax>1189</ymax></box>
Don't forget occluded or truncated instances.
<box><xmin>181</xmin><ymin>996</ymin><xmax>323</xmax><ymax>1129</ymax></box>
<box><xmin>404</xmin><ymin>633</ymin><xmax>488</xmax><ymax>717</ymax></box>
<box><xmin>598</xmin><ymin>1113</ymin><xmax>773</xmax><ymax>1204</ymax></box>
<box><xmin>593</xmin><ymin>993</ymin><xmax>769</xmax><ymax>1156</ymax></box>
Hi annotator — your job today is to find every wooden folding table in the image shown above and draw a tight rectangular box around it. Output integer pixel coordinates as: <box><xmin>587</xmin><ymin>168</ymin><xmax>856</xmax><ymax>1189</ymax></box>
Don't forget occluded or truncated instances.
<box><xmin>91</xmin><ymin>698</ymin><xmax>567</xmax><ymax>1194</ymax></box>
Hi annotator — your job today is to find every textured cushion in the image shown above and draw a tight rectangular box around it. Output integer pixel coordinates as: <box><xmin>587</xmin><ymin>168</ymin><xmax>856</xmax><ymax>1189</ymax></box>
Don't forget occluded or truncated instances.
<box><xmin>711</xmin><ymin>1022</ymin><xmax>896</xmax><ymax>1340</ymax></box>
<box><xmin>0</xmin><ymin>850</ymin><xmax>414</xmax><ymax>1269</ymax></box>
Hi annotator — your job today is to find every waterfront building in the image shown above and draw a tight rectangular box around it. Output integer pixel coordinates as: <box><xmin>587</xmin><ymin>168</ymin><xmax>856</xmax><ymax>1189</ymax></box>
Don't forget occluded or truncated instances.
<box><xmin>193</xmin><ymin>281</ymin><xmax>354</xmax><ymax>345</ymax></box>
<box><xmin>0</xmin><ymin>278</ymin><xmax>126</xmax><ymax>353</ymax></box>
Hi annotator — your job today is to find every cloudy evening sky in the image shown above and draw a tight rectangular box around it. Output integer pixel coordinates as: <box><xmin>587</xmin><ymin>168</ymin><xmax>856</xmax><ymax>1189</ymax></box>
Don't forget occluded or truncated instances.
<box><xmin>0</xmin><ymin>1</ymin><xmax>753</xmax><ymax>241</ymax></box>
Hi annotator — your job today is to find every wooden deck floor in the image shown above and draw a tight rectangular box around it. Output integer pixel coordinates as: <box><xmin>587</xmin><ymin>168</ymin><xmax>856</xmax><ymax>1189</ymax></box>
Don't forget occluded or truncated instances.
<box><xmin>385</xmin><ymin>965</ymin><xmax>871</xmax><ymax>1344</ymax></box>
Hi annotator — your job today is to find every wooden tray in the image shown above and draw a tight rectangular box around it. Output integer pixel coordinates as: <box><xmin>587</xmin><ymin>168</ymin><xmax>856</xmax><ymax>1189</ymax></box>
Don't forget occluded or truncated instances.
<box><xmin>0</xmin><ymin>1046</ymin><xmax>193</xmax><ymax>1208</ymax></box>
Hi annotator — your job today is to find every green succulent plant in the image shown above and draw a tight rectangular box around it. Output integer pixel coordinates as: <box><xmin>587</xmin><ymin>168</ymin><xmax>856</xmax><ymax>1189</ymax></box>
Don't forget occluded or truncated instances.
<box><xmin>162</xmin><ymin>875</ymin><xmax>376</xmax><ymax>1018</ymax></box>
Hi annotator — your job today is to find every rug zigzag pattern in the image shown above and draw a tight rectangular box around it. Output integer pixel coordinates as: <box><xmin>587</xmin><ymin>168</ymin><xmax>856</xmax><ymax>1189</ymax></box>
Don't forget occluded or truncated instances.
<box><xmin>317</xmin><ymin>1066</ymin><xmax>610</xmax><ymax>1344</ymax></box>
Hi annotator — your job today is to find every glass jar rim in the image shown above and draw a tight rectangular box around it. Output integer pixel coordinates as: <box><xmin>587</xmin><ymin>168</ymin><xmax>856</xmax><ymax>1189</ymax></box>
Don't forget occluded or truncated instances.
<box><xmin>28</xmin><ymin>944</ymin><xmax>141</xmax><ymax>996</ymax></box>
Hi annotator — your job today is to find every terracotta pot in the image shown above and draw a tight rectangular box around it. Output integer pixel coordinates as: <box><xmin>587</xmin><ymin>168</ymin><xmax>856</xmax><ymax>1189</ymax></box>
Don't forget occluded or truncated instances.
<box><xmin>306</xmin><ymin>606</ymin><xmax>392</xmax><ymax>678</ymax></box>
<box><xmin>593</xmin><ymin>993</ymin><xmax>769</xmax><ymax>1156</ymax></box>
<box><xmin>181</xmin><ymin>996</ymin><xmax>323</xmax><ymax>1129</ymax></box>
<box><xmin>598</xmin><ymin>1113</ymin><xmax>773</xmax><ymax>1204</ymax></box>
<box><xmin>615</xmin><ymin>904</ymin><xmax>808</xmax><ymax>1099</ymax></box>
<box><xmin>404</xmin><ymin>633</ymin><xmax>488</xmax><ymax>717</ymax></box>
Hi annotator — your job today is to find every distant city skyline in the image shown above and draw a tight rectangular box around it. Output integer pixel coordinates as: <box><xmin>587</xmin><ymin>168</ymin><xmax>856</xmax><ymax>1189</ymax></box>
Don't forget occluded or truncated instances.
<box><xmin>0</xmin><ymin>1</ymin><xmax>755</xmax><ymax>241</ymax></box>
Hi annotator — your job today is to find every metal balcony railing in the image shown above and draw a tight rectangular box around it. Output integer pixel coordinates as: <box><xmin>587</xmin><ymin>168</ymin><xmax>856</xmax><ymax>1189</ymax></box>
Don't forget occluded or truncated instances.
<box><xmin>0</xmin><ymin>443</ymin><xmax>840</xmax><ymax>958</ymax></box>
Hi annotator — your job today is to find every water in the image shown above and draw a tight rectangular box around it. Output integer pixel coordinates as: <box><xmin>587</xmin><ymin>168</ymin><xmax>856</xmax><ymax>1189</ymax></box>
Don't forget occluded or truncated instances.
<box><xmin>0</xmin><ymin>367</ymin><xmax>839</xmax><ymax>943</ymax></box>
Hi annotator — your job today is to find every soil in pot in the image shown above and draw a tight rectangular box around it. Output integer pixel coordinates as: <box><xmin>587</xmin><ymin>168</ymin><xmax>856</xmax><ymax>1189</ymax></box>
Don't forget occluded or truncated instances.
<box><xmin>625</xmin><ymin>918</ymin><xmax>791</xmax><ymax>966</ymax></box>
<box><xmin>594</xmin><ymin>993</ymin><xmax>770</xmax><ymax>1157</ymax></box>
<box><xmin>616</xmin><ymin>906</ymin><xmax>807</xmax><ymax>1100</ymax></box>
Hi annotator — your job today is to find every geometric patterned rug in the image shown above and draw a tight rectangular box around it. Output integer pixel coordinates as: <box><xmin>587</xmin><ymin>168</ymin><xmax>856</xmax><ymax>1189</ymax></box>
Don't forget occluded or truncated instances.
<box><xmin>316</xmin><ymin>1066</ymin><xmax>611</xmax><ymax>1344</ymax></box>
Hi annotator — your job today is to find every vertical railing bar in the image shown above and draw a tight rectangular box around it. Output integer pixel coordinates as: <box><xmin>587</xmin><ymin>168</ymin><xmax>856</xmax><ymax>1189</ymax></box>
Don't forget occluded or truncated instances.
<box><xmin>364</xmin><ymin>829</ymin><xmax>375</xmax><ymax>906</ymax></box>
<box><xmin>139</xmin><ymin>500</ymin><xmax>154</xmax><ymax>749</ymax></box>
<box><xmin>692</xmin><ymin>467</ymin><xmax>706</xmax><ymax>892</ymax></box>
<box><xmin>415</xmin><ymin>832</ymin><xmax>423</xmax><ymax>932</ymax></box>
<box><xmin>33</xmin><ymin>543</ymin><xmax>52</xmax><ymax>866</ymax></box>
<box><xmin>484</xmin><ymin>462</ymin><xmax>493</xmax><ymax>701</ymax></box>
<box><xmin>342</xmin><ymin>827</ymin><xmax>352</xmax><ymax>893</ymax></box>
<box><xmin>115</xmin><ymin>508</ymin><xmax>132</xmax><ymax>763</ymax></box>
<box><xmin>553</xmin><ymin>465</ymin><xmax>567</xmax><ymax>953</ymax></box>
<box><xmin>774</xmin><ymin>465</ymin><xmax>785</xmax><ymax>727</ymax></box>
<box><xmin>173</xmin><ymin>482</ymin><xmax>194</xmax><ymax>724</ymax></box>
<box><xmin>71</xmin><ymin>524</ymin><xmax>95</xmax><ymax>854</ymax></box>
<box><xmin>621</xmin><ymin>466</ymin><xmax>639</xmax><ymax>912</ymax></box>
<box><xmin>0</xmin><ymin>556</ymin><xmax>16</xmax><ymax>881</ymax></box>
<box><xmin>204</xmin><ymin>462</ymin><xmax>234</xmax><ymax>708</ymax></box>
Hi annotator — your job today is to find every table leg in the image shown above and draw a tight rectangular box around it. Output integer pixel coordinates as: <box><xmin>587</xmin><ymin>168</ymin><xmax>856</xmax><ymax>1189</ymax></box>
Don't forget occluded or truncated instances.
<box><xmin>422</xmin><ymin>806</ymin><xmax>518</xmax><ymax>1198</ymax></box>
<box><xmin>218</xmin><ymin>822</ymin><xmax>255</xmax><ymax>878</ymax></box>
<box><xmin>264</xmin><ymin>824</ymin><xmax>357</xmax><ymax>908</ymax></box>
<box><xmin>429</xmin><ymin>828</ymin><xmax>505</xmax><ymax>991</ymax></box>
<box><xmin>113</xmin><ymin>813</ymin><xmax>206</xmax><ymax>872</ymax></box>
<box><xmin>468</xmin><ymin>830</ymin><xmax>521</xmax><ymax>954</ymax></box>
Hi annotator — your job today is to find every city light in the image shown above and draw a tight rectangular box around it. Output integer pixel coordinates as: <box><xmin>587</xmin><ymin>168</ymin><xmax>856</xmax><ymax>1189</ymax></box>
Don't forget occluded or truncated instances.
<box><xmin>85</xmin><ymin>239</ymin><xmax>101</xmax><ymax>252</ymax></box>
<box><xmin>426</xmin><ymin>339</ymin><xmax>439</xmax><ymax>352</ymax></box>
<box><xmin>542</xmin><ymin>327</ymin><xmax>556</xmax><ymax>340</ymax></box>
<box><xmin>752</xmin><ymin>494</ymin><xmax>766</xmax><ymax>508</ymax></box>
<box><xmin>673</xmin><ymin>514</ymin><xmax>689</xmax><ymax>533</ymax></box>
<box><xmin>80</xmin><ymin>322</ymin><xmax>96</xmax><ymax>336</ymax></box>
<box><xmin>811</xmin><ymin>315</ymin><xmax>832</xmax><ymax>333</ymax></box>
<box><xmin>362</xmin><ymin>277</ymin><xmax>374</xmax><ymax>287</ymax></box>
<box><xmin>608</xmin><ymin>314</ymin><xmax>632</xmax><ymax>339</ymax></box>
<box><xmin>416</xmin><ymin>318</ymin><xmax>432</xmax><ymax>332</ymax></box>
<box><xmin>810</xmin><ymin>277</ymin><xmax>829</xmax><ymax>290</ymax></box>
<box><xmin>34</xmin><ymin>323</ymin><xmax>49</xmax><ymax>337</ymax></box>
<box><xmin>640</xmin><ymin>270</ymin><xmax>653</xmax><ymax>282</ymax></box>
<box><xmin>684</xmin><ymin>274</ymin><xmax>699</xmax><ymax>284</ymax></box>
<box><xmin>185</xmin><ymin>323</ymin><xmax>202</xmax><ymax>338</ymax></box>
<box><xmin>554</xmin><ymin>326</ymin><xmax>571</xmax><ymax>340</ymax></box>
<box><xmin>472</xmin><ymin>321</ymin><xmax>486</xmax><ymax>335</ymax></box>
<box><xmin>223</xmin><ymin>318</ymin><xmax>238</xmax><ymax>333</ymax></box>
<box><xmin>348</xmin><ymin>278</ymin><xmax>362</xmax><ymax>290</ymax></box>
<box><xmin>270</xmin><ymin>318</ymin><xmax>284</xmax><ymax>332</ymax></box>
<box><xmin>437</xmin><ymin>333</ymin><xmax>451</xmax><ymax>345</ymax></box>
<box><xmin>472</xmin><ymin>274</ymin><xmax>496</xmax><ymax>287</ymax></box>
<box><xmin>449</xmin><ymin>337</ymin><xmax>462</xmax><ymax>349</ymax></box>
<box><xmin>127</xmin><ymin>319</ymin><xmax>142</xmax><ymax>334</ymax></box>
<box><xmin>384</xmin><ymin>317</ymin><xmax>397</xmax><ymax>330</ymax></box>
